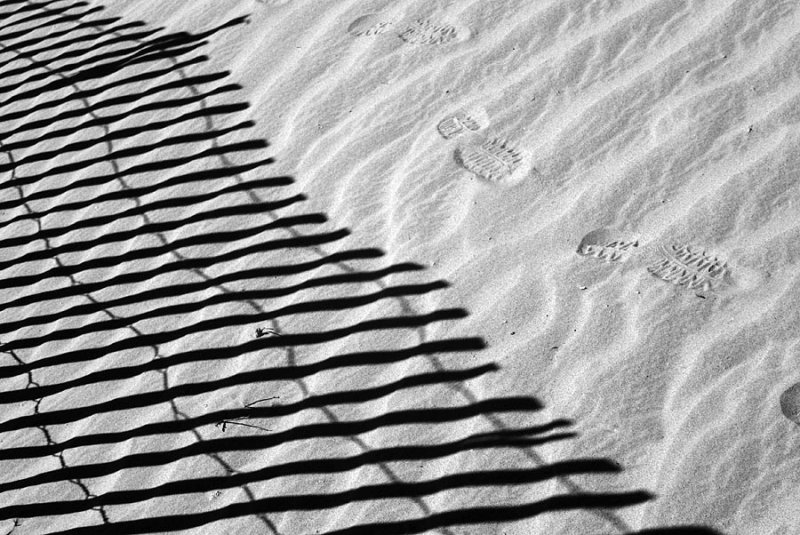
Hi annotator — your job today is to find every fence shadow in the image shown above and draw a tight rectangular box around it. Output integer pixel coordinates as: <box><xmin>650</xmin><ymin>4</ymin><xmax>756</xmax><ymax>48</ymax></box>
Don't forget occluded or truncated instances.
<box><xmin>0</xmin><ymin>3</ymin><xmax>722</xmax><ymax>535</ymax></box>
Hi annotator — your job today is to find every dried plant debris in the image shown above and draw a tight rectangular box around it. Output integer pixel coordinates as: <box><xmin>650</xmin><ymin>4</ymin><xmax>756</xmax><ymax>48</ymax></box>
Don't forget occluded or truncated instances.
<box><xmin>255</xmin><ymin>327</ymin><xmax>281</xmax><ymax>338</ymax></box>
<box><xmin>648</xmin><ymin>244</ymin><xmax>728</xmax><ymax>292</ymax></box>
<box><xmin>576</xmin><ymin>229</ymin><xmax>639</xmax><ymax>263</ymax></box>
<box><xmin>216</xmin><ymin>396</ymin><xmax>280</xmax><ymax>433</ymax></box>
<box><xmin>456</xmin><ymin>137</ymin><xmax>529</xmax><ymax>184</ymax></box>
<box><xmin>437</xmin><ymin>107</ymin><xmax>489</xmax><ymax>139</ymax></box>
<box><xmin>215</xmin><ymin>420</ymin><xmax>272</xmax><ymax>433</ymax></box>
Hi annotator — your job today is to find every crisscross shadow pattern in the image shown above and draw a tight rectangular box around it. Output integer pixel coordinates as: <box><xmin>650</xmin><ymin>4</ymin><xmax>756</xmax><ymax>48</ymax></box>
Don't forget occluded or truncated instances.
<box><xmin>0</xmin><ymin>1</ymin><xmax>723</xmax><ymax>534</ymax></box>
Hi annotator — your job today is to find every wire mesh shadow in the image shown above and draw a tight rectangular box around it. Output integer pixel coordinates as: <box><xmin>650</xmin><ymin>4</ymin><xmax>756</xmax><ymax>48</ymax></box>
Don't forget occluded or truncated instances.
<box><xmin>0</xmin><ymin>3</ymin><xmax>724</xmax><ymax>535</ymax></box>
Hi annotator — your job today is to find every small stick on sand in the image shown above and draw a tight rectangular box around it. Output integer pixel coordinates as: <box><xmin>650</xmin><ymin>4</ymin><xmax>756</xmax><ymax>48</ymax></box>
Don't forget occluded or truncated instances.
<box><xmin>245</xmin><ymin>396</ymin><xmax>280</xmax><ymax>408</ymax></box>
<box><xmin>215</xmin><ymin>396</ymin><xmax>281</xmax><ymax>432</ymax></box>
<box><xmin>215</xmin><ymin>420</ymin><xmax>272</xmax><ymax>433</ymax></box>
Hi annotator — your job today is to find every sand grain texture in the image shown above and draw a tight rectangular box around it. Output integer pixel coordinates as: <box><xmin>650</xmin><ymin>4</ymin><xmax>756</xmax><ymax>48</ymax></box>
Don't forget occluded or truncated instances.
<box><xmin>0</xmin><ymin>0</ymin><xmax>799</xmax><ymax>534</ymax></box>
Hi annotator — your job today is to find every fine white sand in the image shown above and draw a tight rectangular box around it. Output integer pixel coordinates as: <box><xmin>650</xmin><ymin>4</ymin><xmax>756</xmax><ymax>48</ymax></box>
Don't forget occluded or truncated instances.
<box><xmin>2</xmin><ymin>0</ymin><xmax>800</xmax><ymax>533</ymax></box>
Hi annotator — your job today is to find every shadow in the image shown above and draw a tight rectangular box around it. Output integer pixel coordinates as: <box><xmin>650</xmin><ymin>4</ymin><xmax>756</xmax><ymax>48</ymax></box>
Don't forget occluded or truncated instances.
<box><xmin>0</xmin><ymin>101</ymin><xmax>251</xmax><ymax>173</ymax></box>
<box><xmin>0</xmin><ymin>6</ymin><xmax>110</xmax><ymax>59</ymax></box>
<box><xmin>0</xmin><ymin>423</ymin><xmax>580</xmax><ymax>516</ymax></box>
<box><xmin>0</xmin><ymin>136</ymin><xmax>266</xmax><ymax>204</ymax></box>
<box><xmin>0</xmin><ymin>118</ymin><xmax>257</xmax><ymax>183</ymax></box>
<box><xmin>0</xmin><ymin>362</ymin><xmax>502</xmax><ymax>455</ymax></box>
<box><xmin>0</xmin><ymin>173</ymin><xmax>282</xmax><ymax>246</ymax></box>
<box><xmin>0</xmin><ymin>192</ymin><xmax>309</xmax><ymax>268</ymax></box>
<box><xmin>0</xmin><ymin>2</ymin><xmax>727</xmax><ymax>535</ymax></box>
<box><xmin>0</xmin><ymin>308</ymin><xmax>472</xmax><ymax>380</ymax></box>
<box><xmin>0</xmin><ymin>212</ymin><xmax>335</xmax><ymax>292</ymax></box>
<box><xmin>0</xmin><ymin>72</ymin><xmax>236</xmax><ymax>147</ymax></box>
<box><xmin>0</xmin><ymin>260</ymin><xmax>428</xmax><ymax>334</ymax></box>
<box><xmin>0</xmin><ymin>155</ymin><xmax>274</xmax><ymax>231</ymax></box>
<box><xmin>1</xmin><ymin>38</ymin><xmax>208</xmax><ymax>108</ymax></box>
<box><xmin>0</xmin><ymin>20</ymin><xmax>151</xmax><ymax>76</ymax></box>
<box><xmin>0</xmin><ymin>338</ymin><xmax>489</xmax><ymax>424</ymax></box>
<box><xmin>0</xmin><ymin>245</ymin><xmax>382</xmax><ymax>311</ymax></box>
<box><xmin>0</xmin><ymin>396</ymin><xmax>547</xmax><ymax>493</ymax></box>
<box><xmin>0</xmin><ymin>53</ymin><xmax>210</xmax><ymax>124</ymax></box>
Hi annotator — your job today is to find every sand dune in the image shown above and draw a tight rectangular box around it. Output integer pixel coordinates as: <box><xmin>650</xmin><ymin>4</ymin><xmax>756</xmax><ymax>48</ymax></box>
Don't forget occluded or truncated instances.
<box><xmin>0</xmin><ymin>0</ymin><xmax>799</xmax><ymax>533</ymax></box>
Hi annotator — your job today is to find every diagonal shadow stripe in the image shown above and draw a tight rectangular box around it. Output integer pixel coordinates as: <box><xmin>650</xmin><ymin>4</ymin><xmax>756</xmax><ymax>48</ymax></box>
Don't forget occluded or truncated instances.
<box><xmin>46</xmin><ymin>492</ymin><xmax>657</xmax><ymax>535</ymax></box>
<box><xmin>0</xmin><ymin>173</ymin><xmax>280</xmax><ymax>248</ymax></box>
<box><xmin>0</xmin><ymin>137</ymin><xmax>264</xmax><ymax>202</ymax></box>
<box><xmin>0</xmin><ymin>339</ymin><xmax>489</xmax><ymax>429</ymax></box>
<box><xmin>0</xmin><ymin>157</ymin><xmax>277</xmax><ymax>230</ymax></box>
<box><xmin>0</xmin><ymin>102</ymin><xmax>251</xmax><ymax>173</ymax></box>
<box><xmin>3</xmin><ymin>455</ymin><xmax>619</xmax><ymax>522</ymax></box>
<box><xmin>0</xmin><ymin>6</ymin><xmax>109</xmax><ymax>58</ymax></box>
<box><xmin>0</xmin><ymin>39</ymin><xmax>208</xmax><ymax>109</ymax></box>
<box><xmin>0</xmin><ymin>21</ymin><xmax>150</xmax><ymax>75</ymax></box>
<box><xmin>0</xmin><ymin>363</ymin><xmax>501</xmax><ymax>458</ymax></box>
<box><xmin>0</xmin><ymin>52</ymin><xmax>210</xmax><ymax>124</ymax></box>
<box><xmin>0</xmin><ymin>247</ymin><xmax>382</xmax><ymax>312</ymax></box>
<box><xmin>0</xmin><ymin>218</ymin><xmax>339</xmax><ymax>290</ymax></box>
<box><xmin>0</xmin><ymin>424</ymin><xmax>577</xmax><ymax>517</ymax></box>
<box><xmin>0</xmin><ymin>262</ymin><xmax>426</xmax><ymax>334</ymax></box>
<box><xmin>0</xmin><ymin>74</ymin><xmax>236</xmax><ymax>147</ymax></box>
<box><xmin>0</xmin><ymin>193</ymin><xmax>307</xmax><ymax>267</ymax></box>
<box><xmin>0</xmin><ymin>309</ymin><xmax>472</xmax><ymax>380</ymax></box>
<box><xmin>0</xmin><ymin>397</ymin><xmax>544</xmax><ymax>493</ymax></box>
<box><xmin>1</xmin><ymin>282</ymin><xmax>451</xmax><ymax>354</ymax></box>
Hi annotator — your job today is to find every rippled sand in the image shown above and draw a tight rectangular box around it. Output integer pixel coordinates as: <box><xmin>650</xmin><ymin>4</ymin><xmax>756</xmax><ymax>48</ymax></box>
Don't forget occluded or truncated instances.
<box><xmin>1</xmin><ymin>1</ymin><xmax>799</xmax><ymax>534</ymax></box>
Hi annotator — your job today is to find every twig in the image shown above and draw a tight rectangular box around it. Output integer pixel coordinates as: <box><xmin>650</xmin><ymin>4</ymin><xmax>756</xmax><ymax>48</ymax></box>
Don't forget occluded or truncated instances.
<box><xmin>215</xmin><ymin>420</ymin><xmax>272</xmax><ymax>433</ymax></box>
<box><xmin>244</xmin><ymin>396</ymin><xmax>279</xmax><ymax>408</ymax></box>
<box><xmin>215</xmin><ymin>396</ymin><xmax>280</xmax><ymax>432</ymax></box>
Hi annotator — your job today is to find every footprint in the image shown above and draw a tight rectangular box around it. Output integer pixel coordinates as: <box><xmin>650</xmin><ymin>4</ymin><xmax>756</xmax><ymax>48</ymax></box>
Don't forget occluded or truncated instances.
<box><xmin>399</xmin><ymin>19</ymin><xmax>469</xmax><ymax>45</ymax></box>
<box><xmin>576</xmin><ymin>229</ymin><xmax>639</xmax><ymax>263</ymax></box>
<box><xmin>455</xmin><ymin>137</ymin><xmax>529</xmax><ymax>185</ymax></box>
<box><xmin>780</xmin><ymin>383</ymin><xmax>800</xmax><ymax>425</ymax></box>
<box><xmin>437</xmin><ymin>107</ymin><xmax>489</xmax><ymax>140</ymax></box>
<box><xmin>647</xmin><ymin>244</ymin><xmax>728</xmax><ymax>292</ymax></box>
<box><xmin>348</xmin><ymin>14</ymin><xmax>394</xmax><ymax>37</ymax></box>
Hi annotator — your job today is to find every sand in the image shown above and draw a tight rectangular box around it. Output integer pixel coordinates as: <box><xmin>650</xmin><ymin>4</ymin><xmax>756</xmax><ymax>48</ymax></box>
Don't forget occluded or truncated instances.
<box><xmin>0</xmin><ymin>0</ymin><xmax>799</xmax><ymax>533</ymax></box>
